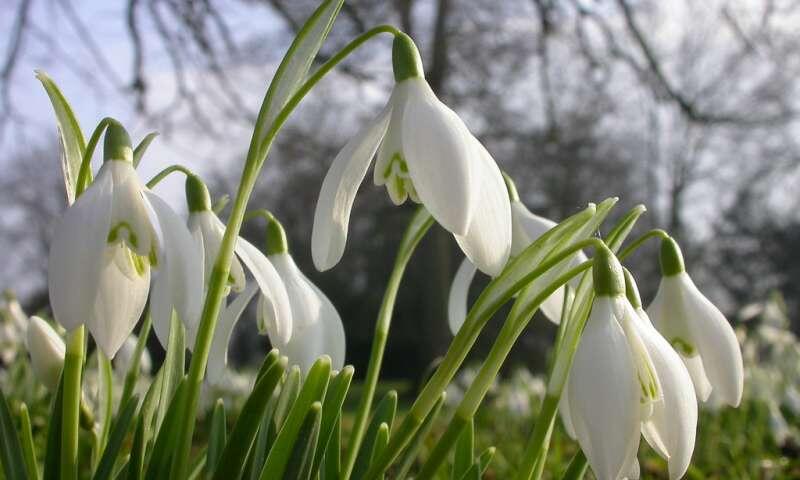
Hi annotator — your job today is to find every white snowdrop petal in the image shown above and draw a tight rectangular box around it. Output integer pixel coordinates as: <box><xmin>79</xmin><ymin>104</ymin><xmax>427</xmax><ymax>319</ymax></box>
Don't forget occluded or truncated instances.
<box><xmin>634</xmin><ymin>310</ymin><xmax>697</xmax><ymax>480</ymax></box>
<box><xmin>558</xmin><ymin>384</ymin><xmax>577</xmax><ymax>439</ymax></box>
<box><xmin>107</xmin><ymin>161</ymin><xmax>157</xmax><ymax>257</ymax></box>
<box><xmin>90</xmin><ymin>245</ymin><xmax>150</xmax><ymax>358</ymax></box>
<box><xmin>146</xmin><ymin>192</ymin><xmax>204</xmax><ymax>340</ymax></box>
<box><xmin>149</xmin><ymin>269</ymin><xmax>173</xmax><ymax>348</ymax></box>
<box><xmin>271</xmin><ymin>253</ymin><xmax>323</xmax><ymax>331</ymax></box>
<box><xmin>235</xmin><ymin>237</ymin><xmax>293</xmax><ymax>345</ymax></box>
<box><xmin>510</xmin><ymin>201</ymin><xmax>556</xmax><ymax>257</ymax></box>
<box><xmin>207</xmin><ymin>283</ymin><xmax>258</xmax><ymax>386</ymax></box>
<box><xmin>682</xmin><ymin>354</ymin><xmax>713</xmax><ymax>402</ymax></box>
<box><xmin>448</xmin><ymin>258</ymin><xmax>478</xmax><ymax>335</ymax></box>
<box><xmin>312</xmin><ymin>103</ymin><xmax>392</xmax><ymax>271</ymax></box>
<box><xmin>568</xmin><ymin>297</ymin><xmax>641</xmax><ymax>480</ymax></box>
<box><xmin>679</xmin><ymin>274</ymin><xmax>744</xmax><ymax>406</ymax></box>
<box><xmin>401</xmin><ymin>79</ymin><xmax>478</xmax><ymax>236</ymax></box>
<box><xmin>453</xmin><ymin>140</ymin><xmax>512</xmax><ymax>276</ymax></box>
<box><xmin>48</xmin><ymin>169</ymin><xmax>113</xmax><ymax>331</ymax></box>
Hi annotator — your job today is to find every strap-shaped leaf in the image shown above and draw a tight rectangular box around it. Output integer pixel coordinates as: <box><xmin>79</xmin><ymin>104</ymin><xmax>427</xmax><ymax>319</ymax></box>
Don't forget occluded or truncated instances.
<box><xmin>133</xmin><ymin>132</ymin><xmax>159</xmax><ymax>168</ymax></box>
<box><xmin>369</xmin><ymin>423</ymin><xmax>390</xmax><ymax>479</ymax></box>
<box><xmin>283</xmin><ymin>402</ymin><xmax>322</xmax><ymax>480</ymax></box>
<box><xmin>0</xmin><ymin>388</ymin><xmax>27</xmax><ymax>480</ymax></box>
<box><xmin>93</xmin><ymin>395</ymin><xmax>140</xmax><ymax>480</ymax></box>
<box><xmin>452</xmin><ymin>417</ymin><xmax>474</xmax><ymax>480</ymax></box>
<box><xmin>321</xmin><ymin>415</ymin><xmax>341</xmax><ymax>480</ymax></box>
<box><xmin>206</xmin><ymin>399</ymin><xmax>227</xmax><ymax>477</ymax></box>
<box><xmin>350</xmin><ymin>390</ymin><xmax>398</xmax><ymax>478</ymax></box>
<box><xmin>253</xmin><ymin>0</ymin><xmax>344</xmax><ymax>146</ymax></box>
<box><xmin>456</xmin><ymin>447</ymin><xmax>495</xmax><ymax>480</ymax></box>
<box><xmin>146</xmin><ymin>377</ymin><xmax>188</xmax><ymax>479</ymax></box>
<box><xmin>258</xmin><ymin>356</ymin><xmax>332</xmax><ymax>479</ymax></box>
<box><xmin>18</xmin><ymin>404</ymin><xmax>38</xmax><ymax>480</ymax></box>
<box><xmin>395</xmin><ymin>392</ymin><xmax>446</xmax><ymax>479</ymax></box>
<box><xmin>212</xmin><ymin>358</ymin><xmax>286</xmax><ymax>480</ymax></box>
<box><xmin>127</xmin><ymin>415</ymin><xmax>145</xmax><ymax>480</ymax></box>
<box><xmin>36</xmin><ymin>70</ymin><xmax>86</xmax><ymax>205</ymax></box>
<box><xmin>96</xmin><ymin>352</ymin><xmax>115</xmax><ymax>455</ymax></box>
<box><xmin>156</xmin><ymin>313</ymin><xmax>185</xmax><ymax>433</ymax></box>
<box><xmin>43</xmin><ymin>375</ymin><xmax>65</xmax><ymax>480</ymax></box>
<box><xmin>273</xmin><ymin>366</ymin><xmax>301</xmax><ymax>431</ymax></box>
<box><xmin>309</xmin><ymin>366</ymin><xmax>354</xmax><ymax>478</ymax></box>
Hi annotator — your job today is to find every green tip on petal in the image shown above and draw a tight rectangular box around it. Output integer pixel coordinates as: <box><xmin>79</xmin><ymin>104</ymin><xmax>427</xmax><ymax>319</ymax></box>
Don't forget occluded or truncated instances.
<box><xmin>185</xmin><ymin>175</ymin><xmax>212</xmax><ymax>212</ymax></box>
<box><xmin>659</xmin><ymin>236</ymin><xmax>685</xmax><ymax>277</ymax></box>
<box><xmin>502</xmin><ymin>172</ymin><xmax>520</xmax><ymax>202</ymax></box>
<box><xmin>392</xmin><ymin>32</ymin><xmax>424</xmax><ymax>82</ymax></box>
<box><xmin>623</xmin><ymin>268</ymin><xmax>642</xmax><ymax>309</ymax></box>
<box><xmin>265</xmin><ymin>214</ymin><xmax>289</xmax><ymax>255</ymax></box>
<box><xmin>103</xmin><ymin>119</ymin><xmax>133</xmax><ymax>163</ymax></box>
<box><xmin>592</xmin><ymin>245</ymin><xmax>625</xmax><ymax>297</ymax></box>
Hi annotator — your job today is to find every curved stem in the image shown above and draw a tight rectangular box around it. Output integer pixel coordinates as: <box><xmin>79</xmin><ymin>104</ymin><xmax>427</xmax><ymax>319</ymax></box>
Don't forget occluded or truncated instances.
<box><xmin>76</xmin><ymin>117</ymin><xmax>114</xmax><ymax>196</ymax></box>
<box><xmin>364</xmin><ymin>238</ymin><xmax>606</xmax><ymax>479</ymax></box>
<box><xmin>243</xmin><ymin>208</ymin><xmax>277</xmax><ymax>223</ymax></box>
<box><xmin>256</xmin><ymin>24</ymin><xmax>400</xmax><ymax>160</ymax></box>
<box><xmin>145</xmin><ymin>164</ymin><xmax>194</xmax><ymax>189</ymax></box>
<box><xmin>618</xmin><ymin>228</ymin><xmax>669</xmax><ymax>261</ymax></box>
<box><xmin>416</xmin><ymin>261</ymin><xmax>593</xmax><ymax>480</ymax></box>
<box><xmin>169</xmin><ymin>23</ymin><xmax>400</xmax><ymax>479</ymax></box>
<box><xmin>341</xmin><ymin>208</ymin><xmax>434</xmax><ymax>480</ymax></box>
<box><xmin>120</xmin><ymin>310</ymin><xmax>152</xmax><ymax>410</ymax></box>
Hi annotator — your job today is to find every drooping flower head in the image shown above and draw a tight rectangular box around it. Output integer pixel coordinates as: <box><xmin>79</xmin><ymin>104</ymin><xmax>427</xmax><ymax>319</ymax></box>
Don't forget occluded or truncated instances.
<box><xmin>647</xmin><ymin>237</ymin><xmax>744</xmax><ymax>406</ymax></box>
<box><xmin>207</xmin><ymin>211</ymin><xmax>344</xmax><ymax>384</ymax></box>
<box><xmin>183</xmin><ymin>176</ymin><xmax>292</xmax><ymax>358</ymax></box>
<box><xmin>562</xmin><ymin>247</ymin><xmax>660</xmax><ymax>480</ymax></box>
<box><xmin>312</xmin><ymin>32</ymin><xmax>511</xmax><ymax>276</ymax></box>
<box><xmin>624</xmin><ymin>269</ymin><xmax>697</xmax><ymax>480</ymax></box>
<box><xmin>48</xmin><ymin>121</ymin><xmax>202</xmax><ymax>358</ymax></box>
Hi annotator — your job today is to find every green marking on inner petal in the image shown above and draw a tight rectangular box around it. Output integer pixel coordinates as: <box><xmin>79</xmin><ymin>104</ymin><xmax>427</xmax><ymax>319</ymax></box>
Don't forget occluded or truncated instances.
<box><xmin>383</xmin><ymin>152</ymin><xmax>403</xmax><ymax>179</ymax></box>
<box><xmin>670</xmin><ymin>337</ymin><xmax>696</xmax><ymax>356</ymax></box>
<box><xmin>128</xmin><ymin>248</ymin><xmax>148</xmax><ymax>276</ymax></box>
<box><xmin>107</xmin><ymin>222</ymin><xmax>138</xmax><ymax>249</ymax></box>
<box><xmin>149</xmin><ymin>247</ymin><xmax>159</xmax><ymax>269</ymax></box>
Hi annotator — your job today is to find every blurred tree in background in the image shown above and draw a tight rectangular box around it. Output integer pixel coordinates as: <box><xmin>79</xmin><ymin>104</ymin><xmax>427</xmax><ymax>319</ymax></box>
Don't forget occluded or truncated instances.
<box><xmin>2</xmin><ymin>0</ymin><xmax>799</xmax><ymax>379</ymax></box>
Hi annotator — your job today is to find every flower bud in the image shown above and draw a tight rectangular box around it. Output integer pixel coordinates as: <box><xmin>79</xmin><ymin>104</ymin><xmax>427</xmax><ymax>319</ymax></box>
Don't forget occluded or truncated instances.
<box><xmin>27</xmin><ymin>316</ymin><xmax>66</xmax><ymax>390</ymax></box>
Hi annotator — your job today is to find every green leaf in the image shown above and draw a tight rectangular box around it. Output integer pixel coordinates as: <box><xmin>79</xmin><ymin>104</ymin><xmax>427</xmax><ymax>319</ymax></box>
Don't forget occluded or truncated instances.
<box><xmin>212</xmin><ymin>358</ymin><xmax>286</xmax><ymax>480</ymax></box>
<box><xmin>452</xmin><ymin>417</ymin><xmax>474</xmax><ymax>480</ymax></box>
<box><xmin>146</xmin><ymin>377</ymin><xmax>188</xmax><ymax>479</ymax></box>
<box><xmin>126</xmin><ymin>415</ymin><xmax>145</xmax><ymax>480</ymax></box>
<box><xmin>133</xmin><ymin>132</ymin><xmax>159</xmax><ymax>168</ymax></box>
<box><xmin>206</xmin><ymin>399</ymin><xmax>227</xmax><ymax>478</ymax></box>
<box><xmin>255</xmin><ymin>349</ymin><xmax>281</xmax><ymax>382</ymax></box>
<box><xmin>395</xmin><ymin>392</ymin><xmax>446</xmax><ymax>479</ymax></box>
<box><xmin>156</xmin><ymin>313</ymin><xmax>185</xmax><ymax>434</ymax></box>
<box><xmin>253</xmin><ymin>0</ymin><xmax>344</xmax><ymax>147</ymax></box>
<box><xmin>457</xmin><ymin>447</ymin><xmax>495</xmax><ymax>480</ymax></box>
<box><xmin>18</xmin><ymin>404</ymin><xmax>38</xmax><ymax>480</ymax></box>
<box><xmin>273</xmin><ymin>366</ymin><xmax>301</xmax><ymax>431</ymax></box>
<box><xmin>0</xmin><ymin>388</ymin><xmax>28</xmax><ymax>480</ymax></box>
<box><xmin>36</xmin><ymin>70</ymin><xmax>86</xmax><ymax>205</ymax></box>
<box><xmin>258</xmin><ymin>356</ymin><xmax>332</xmax><ymax>480</ymax></box>
<box><xmin>369</xmin><ymin>423</ymin><xmax>390</xmax><ymax>480</ymax></box>
<box><xmin>120</xmin><ymin>312</ymin><xmax>153</xmax><ymax>411</ymax></box>
<box><xmin>43</xmin><ymin>375</ymin><xmax>65</xmax><ymax>480</ymax></box>
<box><xmin>350</xmin><ymin>390</ymin><xmax>398</xmax><ymax>479</ymax></box>
<box><xmin>138</xmin><ymin>367</ymin><xmax>163</xmax><ymax>461</ymax></box>
<box><xmin>321</xmin><ymin>415</ymin><xmax>341</xmax><ymax>480</ymax></box>
<box><xmin>309</xmin><ymin>366</ymin><xmax>353</xmax><ymax>478</ymax></box>
<box><xmin>283</xmin><ymin>402</ymin><xmax>322</xmax><ymax>480</ymax></box>
<box><xmin>93</xmin><ymin>395</ymin><xmax>139</xmax><ymax>480</ymax></box>
<box><xmin>561</xmin><ymin>450</ymin><xmax>588</xmax><ymax>480</ymax></box>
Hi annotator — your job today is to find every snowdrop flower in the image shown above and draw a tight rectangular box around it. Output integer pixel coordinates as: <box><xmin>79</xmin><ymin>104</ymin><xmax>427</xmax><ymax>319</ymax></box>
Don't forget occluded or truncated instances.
<box><xmin>312</xmin><ymin>32</ymin><xmax>511</xmax><ymax>276</ymax></box>
<box><xmin>207</xmin><ymin>214</ymin><xmax>344</xmax><ymax>384</ymax></box>
<box><xmin>647</xmin><ymin>237</ymin><xmax>744</xmax><ymax>406</ymax></box>
<box><xmin>48</xmin><ymin>121</ymin><xmax>202</xmax><ymax>358</ymax></box>
<box><xmin>26</xmin><ymin>316</ymin><xmax>66</xmax><ymax>390</ymax></box>
<box><xmin>562</xmin><ymin>248</ymin><xmax>661</xmax><ymax>480</ymax></box>
<box><xmin>447</xmin><ymin>175</ymin><xmax>587</xmax><ymax>334</ymax></box>
<box><xmin>624</xmin><ymin>269</ymin><xmax>697</xmax><ymax>480</ymax></box>
<box><xmin>184</xmin><ymin>177</ymin><xmax>293</xmax><ymax>358</ymax></box>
